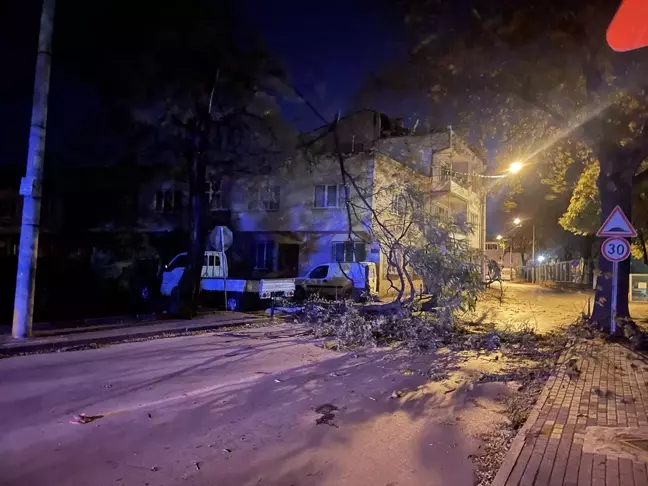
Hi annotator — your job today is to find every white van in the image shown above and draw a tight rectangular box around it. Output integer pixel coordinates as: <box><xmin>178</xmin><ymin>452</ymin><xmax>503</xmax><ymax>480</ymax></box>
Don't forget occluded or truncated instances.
<box><xmin>294</xmin><ymin>262</ymin><xmax>377</xmax><ymax>301</ymax></box>
<box><xmin>160</xmin><ymin>251</ymin><xmax>294</xmax><ymax>311</ymax></box>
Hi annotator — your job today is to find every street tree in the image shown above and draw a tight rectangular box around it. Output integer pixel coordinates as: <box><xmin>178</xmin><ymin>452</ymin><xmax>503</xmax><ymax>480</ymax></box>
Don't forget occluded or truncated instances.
<box><xmin>55</xmin><ymin>0</ymin><xmax>295</xmax><ymax>316</ymax></box>
<box><xmin>369</xmin><ymin>0</ymin><xmax>648</xmax><ymax>328</ymax></box>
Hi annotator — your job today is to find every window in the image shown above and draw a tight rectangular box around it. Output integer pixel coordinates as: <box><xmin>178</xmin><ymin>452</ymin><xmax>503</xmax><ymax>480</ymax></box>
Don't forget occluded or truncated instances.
<box><xmin>469</xmin><ymin>212</ymin><xmax>479</xmax><ymax>227</ymax></box>
<box><xmin>314</xmin><ymin>184</ymin><xmax>345</xmax><ymax>208</ymax></box>
<box><xmin>332</xmin><ymin>242</ymin><xmax>366</xmax><ymax>262</ymax></box>
<box><xmin>308</xmin><ymin>265</ymin><xmax>329</xmax><ymax>279</ymax></box>
<box><xmin>486</xmin><ymin>243</ymin><xmax>499</xmax><ymax>251</ymax></box>
<box><xmin>249</xmin><ymin>185</ymin><xmax>280</xmax><ymax>211</ymax></box>
<box><xmin>203</xmin><ymin>254</ymin><xmax>221</xmax><ymax>267</ymax></box>
<box><xmin>206</xmin><ymin>181</ymin><xmax>229</xmax><ymax>211</ymax></box>
<box><xmin>255</xmin><ymin>241</ymin><xmax>275</xmax><ymax>270</ymax></box>
<box><xmin>167</xmin><ymin>254</ymin><xmax>187</xmax><ymax>271</ymax></box>
<box><xmin>391</xmin><ymin>194</ymin><xmax>408</xmax><ymax>215</ymax></box>
<box><xmin>434</xmin><ymin>205</ymin><xmax>448</xmax><ymax>220</ymax></box>
<box><xmin>154</xmin><ymin>189</ymin><xmax>183</xmax><ymax>213</ymax></box>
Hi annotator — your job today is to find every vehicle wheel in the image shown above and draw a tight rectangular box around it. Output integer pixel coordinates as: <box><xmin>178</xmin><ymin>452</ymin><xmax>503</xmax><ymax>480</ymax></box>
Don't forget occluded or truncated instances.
<box><xmin>226</xmin><ymin>293</ymin><xmax>243</xmax><ymax>312</ymax></box>
<box><xmin>294</xmin><ymin>287</ymin><xmax>306</xmax><ymax>301</ymax></box>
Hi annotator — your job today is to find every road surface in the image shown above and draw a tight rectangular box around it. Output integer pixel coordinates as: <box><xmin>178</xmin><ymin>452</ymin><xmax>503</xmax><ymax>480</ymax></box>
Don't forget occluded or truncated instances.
<box><xmin>2</xmin><ymin>283</ymin><xmax>644</xmax><ymax>486</ymax></box>
<box><xmin>469</xmin><ymin>282</ymin><xmax>648</xmax><ymax>334</ymax></box>
<box><xmin>0</xmin><ymin>325</ymin><xmax>518</xmax><ymax>486</ymax></box>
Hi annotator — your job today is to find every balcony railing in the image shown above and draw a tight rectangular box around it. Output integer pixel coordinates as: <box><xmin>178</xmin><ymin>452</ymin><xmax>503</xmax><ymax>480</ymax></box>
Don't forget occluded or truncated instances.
<box><xmin>432</xmin><ymin>176</ymin><xmax>471</xmax><ymax>200</ymax></box>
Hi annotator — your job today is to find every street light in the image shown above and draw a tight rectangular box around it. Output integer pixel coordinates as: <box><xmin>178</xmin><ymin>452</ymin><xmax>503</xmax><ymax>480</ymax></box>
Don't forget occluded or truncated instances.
<box><xmin>496</xmin><ymin>235</ymin><xmax>503</xmax><ymax>240</ymax></box>
<box><xmin>513</xmin><ymin>217</ymin><xmax>537</xmax><ymax>282</ymax></box>
<box><xmin>538</xmin><ymin>255</ymin><xmax>546</xmax><ymax>262</ymax></box>
<box><xmin>509</xmin><ymin>161</ymin><xmax>523</xmax><ymax>174</ymax></box>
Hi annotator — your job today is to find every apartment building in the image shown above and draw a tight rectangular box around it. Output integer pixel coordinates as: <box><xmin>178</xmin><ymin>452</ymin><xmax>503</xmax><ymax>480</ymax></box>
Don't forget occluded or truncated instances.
<box><xmin>224</xmin><ymin>110</ymin><xmax>486</xmax><ymax>295</ymax></box>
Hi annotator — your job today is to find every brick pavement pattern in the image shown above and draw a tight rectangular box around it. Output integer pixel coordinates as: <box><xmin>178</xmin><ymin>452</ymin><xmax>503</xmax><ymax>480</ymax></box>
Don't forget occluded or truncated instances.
<box><xmin>494</xmin><ymin>341</ymin><xmax>648</xmax><ymax>486</ymax></box>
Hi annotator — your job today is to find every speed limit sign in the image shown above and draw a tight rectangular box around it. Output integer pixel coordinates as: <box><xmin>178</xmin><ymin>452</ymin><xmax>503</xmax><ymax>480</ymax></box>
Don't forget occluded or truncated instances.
<box><xmin>602</xmin><ymin>237</ymin><xmax>631</xmax><ymax>262</ymax></box>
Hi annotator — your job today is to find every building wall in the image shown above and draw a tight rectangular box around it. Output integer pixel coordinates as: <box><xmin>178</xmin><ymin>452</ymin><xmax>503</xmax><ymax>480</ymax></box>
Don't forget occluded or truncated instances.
<box><xmin>484</xmin><ymin>241</ymin><xmax>523</xmax><ymax>268</ymax></box>
<box><xmin>230</xmin><ymin>153</ymin><xmax>374</xmax><ymax>234</ymax></box>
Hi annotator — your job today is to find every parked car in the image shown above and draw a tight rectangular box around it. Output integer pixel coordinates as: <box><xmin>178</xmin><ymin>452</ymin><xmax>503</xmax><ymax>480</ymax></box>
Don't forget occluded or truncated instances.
<box><xmin>160</xmin><ymin>251</ymin><xmax>295</xmax><ymax>312</ymax></box>
<box><xmin>294</xmin><ymin>262</ymin><xmax>377</xmax><ymax>301</ymax></box>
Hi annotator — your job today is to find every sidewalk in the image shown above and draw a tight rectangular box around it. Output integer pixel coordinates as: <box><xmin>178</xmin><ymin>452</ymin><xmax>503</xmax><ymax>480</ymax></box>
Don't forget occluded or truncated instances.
<box><xmin>494</xmin><ymin>340</ymin><xmax>648</xmax><ymax>485</ymax></box>
<box><xmin>0</xmin><ymin>311</ymin><xmax>269</xmax><ymax>355</ymax></box>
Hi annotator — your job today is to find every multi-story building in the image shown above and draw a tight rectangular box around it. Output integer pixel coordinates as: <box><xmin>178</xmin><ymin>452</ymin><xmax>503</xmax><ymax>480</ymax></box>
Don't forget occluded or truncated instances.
<box><xmin>5</xmin><ymin>110</ymin><xmax>485</xmax><ymax>299</ymax></box>
<box><xmin>222</xmin><ymin>110</ymin><xmax>486</xmax><ymax>295</ymax></box>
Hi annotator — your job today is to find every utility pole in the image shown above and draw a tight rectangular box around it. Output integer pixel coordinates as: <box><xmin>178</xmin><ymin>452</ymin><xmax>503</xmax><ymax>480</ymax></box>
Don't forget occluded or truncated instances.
<box><xmin>12</xmin><ymin>0</ymin><xmax>56</xmax><ymax>339</ymax></box>
<box><xmin>532</xmin><ymin>225</ymin><xmax>536</xmax><ymax>283</ymax></box>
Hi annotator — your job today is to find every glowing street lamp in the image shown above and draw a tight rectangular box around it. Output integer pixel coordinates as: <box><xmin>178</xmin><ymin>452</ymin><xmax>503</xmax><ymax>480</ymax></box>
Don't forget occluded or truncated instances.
<box><xmin>496</xmin><ymin>235</ymin><xmax>503</xmax><ymax>240</ymax></box>
<box><xmin>513</xmin><ymin>217</ymin><xmax>521</xmax><ymax>225</ymax></box>
<box><xmin>537</xmin><ymin>255</ymin><xmax>546</xmax><ymax>263</ymax></box>
<box><xmin>509</xmin><ymin>161</ymin><xmax>523</xmax><ymax>174</ymax></box>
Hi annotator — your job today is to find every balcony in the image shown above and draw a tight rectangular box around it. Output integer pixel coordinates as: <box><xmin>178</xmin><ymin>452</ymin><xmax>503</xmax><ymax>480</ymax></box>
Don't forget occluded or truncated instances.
<box><xmin>431</xmin><ymin>173</ymin><xmax>472</xmax><ymax>201</ymax></box>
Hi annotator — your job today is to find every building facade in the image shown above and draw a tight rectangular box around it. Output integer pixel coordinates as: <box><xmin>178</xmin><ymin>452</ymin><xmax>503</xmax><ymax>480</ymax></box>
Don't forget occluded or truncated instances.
<box><xmin>219</xmin><ymin>110</ymin><xmax>487</xmax><ymax>295</ymax></box>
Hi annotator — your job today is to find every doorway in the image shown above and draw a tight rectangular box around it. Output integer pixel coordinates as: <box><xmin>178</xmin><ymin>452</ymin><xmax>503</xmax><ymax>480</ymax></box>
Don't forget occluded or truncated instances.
<box><xmin>278</xmin><ymin>244</ymin><xmax>300</xmax><ymax>277</ymax></box>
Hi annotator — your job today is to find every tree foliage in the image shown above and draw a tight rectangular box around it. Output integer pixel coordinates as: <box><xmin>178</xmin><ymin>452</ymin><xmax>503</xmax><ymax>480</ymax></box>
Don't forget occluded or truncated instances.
<box><xmin>559</xmin><ymin>161</ymin><xmax>600</xmax><ymax>235</ymax></box>
<box><xmin>56</xmin><ymin>0</ymin><xmax>296</xmax><ymax>316</ymax></box>
<box><xmin>368</xmin><ymin>0</ymin><xmax>648</xmax><ymax>326</ymax></box>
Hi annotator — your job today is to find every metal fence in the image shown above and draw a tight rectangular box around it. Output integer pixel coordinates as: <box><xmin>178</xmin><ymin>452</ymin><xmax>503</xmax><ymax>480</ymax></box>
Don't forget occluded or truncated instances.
<box><xmin>515</xmin><ymin>259</ymin><xmax>594</xmax><ymax>286</ymax></box>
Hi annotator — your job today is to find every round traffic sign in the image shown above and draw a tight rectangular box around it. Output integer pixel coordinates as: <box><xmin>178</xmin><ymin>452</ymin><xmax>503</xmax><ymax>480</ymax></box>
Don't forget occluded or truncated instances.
<box><xmin>602</xmin><ymin>237</ymin><xmax>631</xmax><ymax>262</ymax></box>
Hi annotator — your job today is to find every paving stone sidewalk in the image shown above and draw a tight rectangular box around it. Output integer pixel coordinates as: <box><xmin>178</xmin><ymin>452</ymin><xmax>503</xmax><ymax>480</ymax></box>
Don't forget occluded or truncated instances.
<box><xmin>494</xmin><ymin>340</ymin><xmax>648</xmax><ymax>486</ymax></box>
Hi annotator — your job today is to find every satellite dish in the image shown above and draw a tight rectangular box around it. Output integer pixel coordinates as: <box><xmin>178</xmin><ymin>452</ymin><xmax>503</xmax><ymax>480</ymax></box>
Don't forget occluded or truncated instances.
<box><xmin>208</xmin><ymin>226</ymin><xmax>233</xmax><ymax>251</ymax></box>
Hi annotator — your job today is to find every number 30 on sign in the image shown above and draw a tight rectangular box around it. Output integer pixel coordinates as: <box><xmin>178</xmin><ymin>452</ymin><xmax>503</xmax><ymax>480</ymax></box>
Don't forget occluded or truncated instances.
<box><xmin>602</xmin><ymin>237</ymin><xmax>631</xmax><ymax>262</ymax></box>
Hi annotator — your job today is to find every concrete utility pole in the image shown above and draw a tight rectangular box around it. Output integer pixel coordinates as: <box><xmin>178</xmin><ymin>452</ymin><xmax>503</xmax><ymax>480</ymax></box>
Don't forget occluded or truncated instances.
<box><xmin>12</xmin><ymin>0</ymin><xmax>56</xmax><ymax>339</ymax></box>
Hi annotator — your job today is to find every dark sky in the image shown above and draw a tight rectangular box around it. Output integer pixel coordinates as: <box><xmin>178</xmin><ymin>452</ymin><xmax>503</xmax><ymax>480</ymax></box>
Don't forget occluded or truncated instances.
<box><xmin>239</xmin><ymin>0</ymin><xmax>405</xmax><ymax>130</ymax></box>
<box><xmin>0</xmin><ymin>0</ymin><xmax>405</xmax><ymax>166</ymax></box>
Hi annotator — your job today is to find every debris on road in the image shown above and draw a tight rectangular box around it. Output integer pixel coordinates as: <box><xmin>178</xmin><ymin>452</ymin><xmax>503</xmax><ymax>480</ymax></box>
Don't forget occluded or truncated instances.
<box><xmin>315</xmin><ymin>403</ymin><xmax>340</xmax><ymax>427</ymax></box>
<box><xmin>69</xmin><ymin>413</ymin><xmax>103</xmax><ymax>425</ymax></box>
<box><xmin>314</xmin><ymin>403</ymin><xmax>338</xmax><ymax>414</ymax></box>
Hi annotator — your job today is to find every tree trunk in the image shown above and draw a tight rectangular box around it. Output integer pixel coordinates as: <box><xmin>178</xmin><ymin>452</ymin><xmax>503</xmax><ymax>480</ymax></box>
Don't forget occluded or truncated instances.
<box><xmin>177</xmin><ymin>132</ymin><xmax>207</xmax><ymax>318</ymax></box>
<box><xmin>591</xmin><ymin>155</ymin><xmax>634</xmax><ymax>329</ymax></box>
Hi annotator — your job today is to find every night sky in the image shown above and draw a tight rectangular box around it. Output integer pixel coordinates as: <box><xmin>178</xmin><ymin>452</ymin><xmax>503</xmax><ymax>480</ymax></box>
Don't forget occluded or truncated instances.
<box><xmin>0</xmin><ymin>0</ymin><xmax>509</xmax><ymax>234</ymax></box>
<box><xmin>0</xmin><ymin>0</ymin><xmax>405</xmax><ymax>165</ymax></box>
<box><xmin>239</xmin><ymin>0</ymin><xmax>405</xmax><ymax>130</ymax></box>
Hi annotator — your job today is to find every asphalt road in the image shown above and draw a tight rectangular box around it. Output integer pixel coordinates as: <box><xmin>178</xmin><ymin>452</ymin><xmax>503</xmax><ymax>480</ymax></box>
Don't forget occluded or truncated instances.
<box><xmin>2</xmin><ymin>283</ymin><xmax>646</xmax><ymax>486</ymax></box>
<box><xmin>0</xmin><ymin>324</ymin><xmax>518</xmax><ymax>486</ymax></box>
<box><xmin>470</xmin><ymin>282</ymin><xmax>648</xmax><ymax>334</ymax></box>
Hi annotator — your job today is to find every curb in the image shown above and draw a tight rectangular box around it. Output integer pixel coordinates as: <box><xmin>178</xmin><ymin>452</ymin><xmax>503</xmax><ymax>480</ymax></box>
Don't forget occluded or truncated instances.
<box><xmin>491</xmin><ymin>345</ymin><xmax>573</xmax><ymax>486</ymax></box>
<box><xmin>0</xmin><ymin>316</ymin><xmax>273</xmax><ymax>357</ymax></box>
